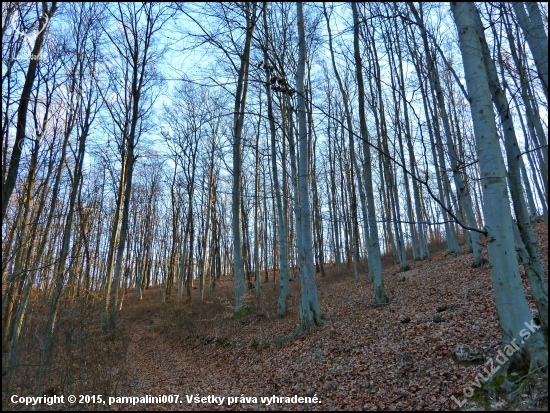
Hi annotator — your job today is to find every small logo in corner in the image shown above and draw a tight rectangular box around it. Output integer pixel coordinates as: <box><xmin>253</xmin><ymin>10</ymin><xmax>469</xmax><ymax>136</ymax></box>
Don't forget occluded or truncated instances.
<box><xmin>11</xmin><ymin>13</ymin><xmax>50</xmax><ymax>56</ymax></box>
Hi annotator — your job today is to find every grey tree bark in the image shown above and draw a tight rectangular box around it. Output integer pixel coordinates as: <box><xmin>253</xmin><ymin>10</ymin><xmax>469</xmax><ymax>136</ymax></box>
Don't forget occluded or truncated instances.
<box><xmin>295</xmin><ymin>1</ymin><xmax>324</xmax><ymax>331</ymax></box>
<box><xmin>232</xmin><ymin>2</ymin><xmax>256</xmax><ymax>313</ymax></box>
<box><xmin>254</xmin><ymin>94</ymin><xmax>261</xmax><ymax>297</ymax></box>
<box><xmin>473</xmin><ymin>3</ymin><xmax>548</xmax><ymax>339</ymax></box>
<box><xmin>326</xmin><ymin>101</ymin><xmax>342</xmax><ymax>270</ymax></box>
<box><xmin>262</xmin><ymin>3</ymin><xmax>289</xmax><ymax>315</ymax></box>
<box><xmin>502</xmin><ymin>11</ymin><xmax>548</xmax><ymax>215</ymax></box>
<box><xmin>409</xmin><ymin>3</ymin><xmax>482</xmax><ymax>265</ymax></box>
<box><xmin>351</xmin><ymin>2</ymin><xmax>388</xmax><ymax>303</ymax></box>
<box><xmin>512</xmin><ymin>2</ymin><xmax>548</xmax><ymax>102</ymax></box>
<box><xmin>451</xmin><ymin>1</ymin><xmax>548</xmax><ymax>370</ymax></box>
<box><xmin>323</xmin><ymin>3</ymin><xmax>369</xmax><ymax>281</ymax></box>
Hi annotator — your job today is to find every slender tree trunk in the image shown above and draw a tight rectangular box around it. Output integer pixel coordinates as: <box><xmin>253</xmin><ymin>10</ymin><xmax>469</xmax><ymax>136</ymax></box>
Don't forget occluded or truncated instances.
<box><xmin>326</xmin><ymin>99</ymin><xmax>341</xmax><ymax>270</ymax></box>
<box><xmin>200</xmin><ymin>152</ymin><xmax>215</xmax><ymax>301</ymax></box>
<box><xmin>262</xmin><ymin>162</ymin><xmax>269</xmax><ymax>283</ymax></box>
<box><xmin>254</xmin><ymin>95</ymin><xmax>261</xmax><ymax>297</ymax></box>
<box><xmin>262</xmin><ymin>2</ymin><xmax>288</xmax><ymax>313</ymax></box>
<box><xmin>473</xmin><ymin>3</ymin><xmax>548</xmax><ymax>339</ymax></box>
<box><xmin>284</xmin><ymin>94</ymin><xmax>301</xmax><ymax>280</ymax></box>
<box><xmin>329</xmin><ymin>159</ymin><xmax>341</xmax><ymax>269</ymax></box>
<box><xmin>324</xmin><ymin>3</ymin><xmax>369</xmax><ymax>279</ymax></box>
<box><xmin>452</xmin><ymin>1</ymin><xmax>547</xmax><ymax>370</ymax></box>
<box><xmin>232</xmin><ymin>2</ymin><xmax>256</xmax><ymax>313</ymax></box>
<box><xmin>435</xmin><ymin>60</ymin><xmax>483</xmax><ymax>266</ymax></box>
<box><xmin>512</xmin><ymin>2</ymin><xmax>548</xmax><ymax>102</ymax></box>
<box><xmin>409</xmin><ymin>4</ymin><xmax>463</xmax><ymax>256</ymax></box>
<box><xmin>295</xmin><ymin>1</ymin><xmax>324</xmax><ymax>331</ymax></box>
<box><xmin>503</xmin><ymin>14</ymin><xmax>548</xmax><ymax>211</ymax></box>
<box><xmin>2</xmin><ymin>3</ymin><xmax>57</xmax><ymax>225</ymax></box>
<box><xmin>3</xmin><ymin>135</ymin><xmax>40</xmax><ymax>353</ymax></box>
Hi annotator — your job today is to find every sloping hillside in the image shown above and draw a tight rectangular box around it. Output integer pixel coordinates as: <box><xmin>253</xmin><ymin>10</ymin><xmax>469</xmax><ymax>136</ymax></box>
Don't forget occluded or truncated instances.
<box><xmin>116</xmin><ymin>221</ymin><xmax>548</xmax><ymax>411</ymax></box>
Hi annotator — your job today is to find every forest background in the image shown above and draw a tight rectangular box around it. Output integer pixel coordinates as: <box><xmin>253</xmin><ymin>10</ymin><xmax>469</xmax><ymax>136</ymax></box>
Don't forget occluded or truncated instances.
<box><xmin>1</xmin><ymin>2</ymin><xmax>548</xmax><ymax>410</ymax></box>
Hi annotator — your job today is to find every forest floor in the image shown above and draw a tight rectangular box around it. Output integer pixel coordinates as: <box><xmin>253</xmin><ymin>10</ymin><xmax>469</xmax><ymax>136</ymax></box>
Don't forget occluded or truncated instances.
<box><xmin>117</xmin><ymin>220</ymin><xmax>548</xmax><ymax>411</ymax></box>
<box><xmin>2</xmin><ymin>221</ymin><xmax>548</xmax><ymax>411</ymax></box>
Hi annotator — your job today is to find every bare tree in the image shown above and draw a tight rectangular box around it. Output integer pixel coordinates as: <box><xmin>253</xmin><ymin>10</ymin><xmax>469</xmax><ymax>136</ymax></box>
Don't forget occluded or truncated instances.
<box><xmin>2</xmin><ymin>2</ymin><xmax>57</xmax><ymax>225</ymax></box>
<box><xmin>100</xmin><ymin>3</ymin><xmax>172</xmax><ymax>331</ymax></box>
<box><xmin>451</xmin><ymin>1</ymin><xmax>547</xmax><ymax>371</ymax></box>
<box><xmin>295</xmin><ymin>1</ymin><xmax>324</xmax><ymax>332</ymax></box>
<box><xmin>351</xmin><ymin>2</ymin><xmax>388</xmax><ymax>304</ymax></box>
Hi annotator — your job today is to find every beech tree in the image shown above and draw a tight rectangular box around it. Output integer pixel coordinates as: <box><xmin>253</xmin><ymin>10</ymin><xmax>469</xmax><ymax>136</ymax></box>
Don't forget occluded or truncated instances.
<box><xmin>351</xmin><ymin>2</ymin><xmax>388</xmax><ymax>304</ymax></box>
<box><xmin>451</xmin><ymin>1</ymin><xmax>547</xmax><ymax>371</ymax></box>
<box><xmin>100</xmin><ymin>2</ymin><xmax>172</xmax><ymax>330</ymax></box>
<box><xmin>261</xmin><ymin>2</ymin><xmax>290</xmax><ymax>316</ymax></box>
<box><xmin>231</xmin><ymin>2</ymin><xmax>257</xmax><ymax>313</ymax></box>
<box><xmin>2</xmin><ymin>2</ymin><xmax>57</xmax><ymax>225</ymax></box>
<box><xmin>472</xmin><ymin>2</ymin><xmax>548</xmax><ymax>340</ymax></box>
<box><xmin>2</xmin><ymin>2</ymin><xmax>548</xmax><ymax>396</ymax></box>
<box><xmin>512</xmin><ymin>2</ymin><xmax>548</xmax><ymax>102</ymax></box>
<box><xmin>295</xmin><ymin>1</ymin><xmax>323</xmax><ymax>331</ymax></box>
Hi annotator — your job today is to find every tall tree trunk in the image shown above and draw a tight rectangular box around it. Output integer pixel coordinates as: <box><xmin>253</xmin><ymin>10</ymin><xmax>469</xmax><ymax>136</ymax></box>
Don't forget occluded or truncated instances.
<box><xmin>200</xmin><ymin>149</ymin><xmax>216</xmax><ymax>301</ymax></box>
<box><xmin>232</xmin><ymin>2</ymin><xmax>256</xmax><ymax>313</ymax></box>
<box><xmin>326</xmin><ymin>97</ymin><xmax>342</xmax><ymax>270</ymax></box>
<box><xmin>295</xmin><ymin>1</ymin><xmax>324</xmax><ymax>331</ymax></box>
<box><xmin>262</xmin><ymin>2</ymin><xmax>289</xmax><ymax>313</ymax></box>
<box><xmin>254</xmin><ymin>94</ymin><xmax>261</xmax><ymax>297</ymax></box>
<box><xmin>409</xmin><ymin>4</ymin><xmax>463</xmax><ymax>256</ymax></box>
<box><xmin>284</xmin><ymin>94</ymin><xmax>301</xmax><ymax>280</ymax></box>
<box><xmin>435</xmin><ymin>59</ymin><xmax>483</xmax><ymax>266</ymax></box>
<box><xmin>384</xmin><ymin>18</ymin><xmax>419</xmax><ymax>261</ymax></box>
<box><xmin>399</xmin><ymin>18</ymin><xmax>430</xmax><ymax>260</ymax></box>
<box><xmin>474</xmin><ymin>3</ymin><xmax>548</xmax><ymax>339</ymax></box>
<box><xmin>512</xmin><ymin>2</ymin><xmax>548</xmax><ymax>102</ymax></box>
<box><xmin>262</xmin><ymin>162</ymin><xmax>269</xmax><ymax>283</ymax></box>
<box><xmin>324</xmin><ymin>3</ymin><xmax>369</xmax><ymax>280</ymax></box>
<box><xmin>451</xmin><ymin>1</ymin><xmax>547</xmax><ymax>370</ymax></box>
<box><xmin>1</xmin><ymin>3</ymin><xmax>57</xmax><ymax>225</ymax></box>
<box><xmin>3</xmin><ymin>133</ymin><xmax>40</xmax><ymax>354</ymax></box>
<box><xmin>503</xmin><ymin>13</ymin><xmax>548</xmax><ymax>215</ymax></box>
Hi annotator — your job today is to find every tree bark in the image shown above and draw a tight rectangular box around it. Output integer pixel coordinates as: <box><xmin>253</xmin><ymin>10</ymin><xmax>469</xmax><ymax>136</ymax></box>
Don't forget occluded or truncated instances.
<box><xmin>295</xmin><ymin>2</ymin><xmax>324</xmax><ymax>331</ymax></box>
<box><xmin>232</xmin><ymin>2</ymin><xmax>256</xmax><ymax>313</ymax></box>
<box><xmin>451</xmin><ymin>1</ymin><xmax>547</xmax><ymax>370</ymax></box>
<box><xmin>473</xmin><ymin>3</ymin><xmax>548</xmax><ymax>339</ymax></box>
<box><xmin>1</xmin><ymin>3</ymin><xmax>57</xmax><ymax>225</ymax></box>
<box><xmin>512</xmin><ymin>2</ymin><xmax>548</xmax><ymax>102</ymax></box>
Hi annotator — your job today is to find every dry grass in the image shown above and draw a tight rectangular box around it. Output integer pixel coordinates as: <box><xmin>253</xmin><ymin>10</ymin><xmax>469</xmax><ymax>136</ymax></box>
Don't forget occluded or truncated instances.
<box><xmin>2</xmin><ymin>293</ymin><xmax>129</xmax><ymax>410</ymax></box>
